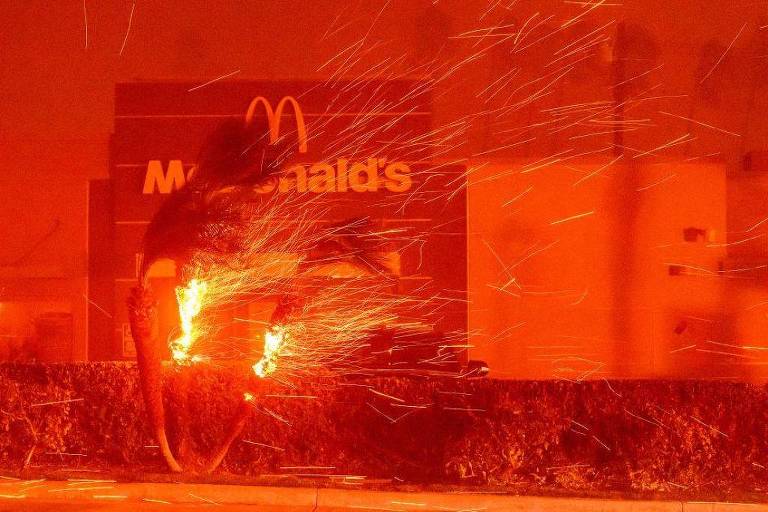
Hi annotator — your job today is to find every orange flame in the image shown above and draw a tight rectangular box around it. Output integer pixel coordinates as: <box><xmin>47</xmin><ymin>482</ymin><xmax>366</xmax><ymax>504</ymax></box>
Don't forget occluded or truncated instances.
<box><xmin>253</xmin><ymin>326</ymin><xmax>287</xmax><ymax>378</ymax></box>
<box><xmin>170</xmin><ymin>278</ymin><xmax>208</xmax><ymax>363</ymax></box>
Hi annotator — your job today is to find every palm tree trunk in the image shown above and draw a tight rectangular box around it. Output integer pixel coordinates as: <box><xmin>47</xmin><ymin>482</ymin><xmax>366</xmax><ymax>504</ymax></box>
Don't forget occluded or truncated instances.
<box><xmin>128</xmin><ymin>285</ymin><xmax>183</xmax><ymax>473</ymax></box>
<box><xmin>204</xmin><ymin>395</ymin><xmax>251</xmax><ymax>473</ymax></box>
<box><xmin>175</xmin><ymin>367</ymin><xmax>193</xmax><ymax>465</ymax></box>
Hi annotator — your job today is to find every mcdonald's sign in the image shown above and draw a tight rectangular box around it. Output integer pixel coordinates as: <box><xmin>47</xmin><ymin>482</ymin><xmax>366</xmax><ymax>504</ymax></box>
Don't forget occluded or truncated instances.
<box><xmin>142</xmin><ymin>95</ymin><xmax>413</xmax><ymax>195</ymax></box>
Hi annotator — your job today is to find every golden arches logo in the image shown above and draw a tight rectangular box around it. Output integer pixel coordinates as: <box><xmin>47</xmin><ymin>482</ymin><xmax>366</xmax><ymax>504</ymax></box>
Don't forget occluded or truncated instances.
<box><xmin>244</xmin><ymin>96</ymin><xmax>308</xmax><ymax>154</ymax></box>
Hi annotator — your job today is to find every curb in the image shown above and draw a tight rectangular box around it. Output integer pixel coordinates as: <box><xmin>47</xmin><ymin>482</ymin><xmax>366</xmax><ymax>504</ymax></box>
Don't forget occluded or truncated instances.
<box><xmin>0</xmin><ymin>480</ymin><xmax>765</xmax><ymax>511</ymax></box>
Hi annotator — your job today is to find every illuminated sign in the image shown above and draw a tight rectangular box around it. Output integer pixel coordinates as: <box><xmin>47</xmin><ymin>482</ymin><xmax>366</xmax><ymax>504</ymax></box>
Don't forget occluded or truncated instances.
<box><xmin>143</xmin><ymin>96</ymin><xmax>412</xmax><ymax>194</ymax></box>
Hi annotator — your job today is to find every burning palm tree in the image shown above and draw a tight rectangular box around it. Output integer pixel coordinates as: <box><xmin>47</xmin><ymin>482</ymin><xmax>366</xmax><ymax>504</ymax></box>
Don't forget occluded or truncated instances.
<box><xmin>129</xmin><ymin>100</ymin><xmax>401</xmax><ymax>472</ymax></box>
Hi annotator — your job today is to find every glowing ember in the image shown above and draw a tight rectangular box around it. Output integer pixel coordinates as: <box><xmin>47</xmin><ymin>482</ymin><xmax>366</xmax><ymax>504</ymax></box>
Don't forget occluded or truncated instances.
<box><xmin>253</xmin><ymin>326</ymin><xmax>287</xmax><ymax>378</ymax></box>
<box><xmin>170</xmin><ymin>278</ymin><xmax>208</xmax><ymax>363</ymax></box>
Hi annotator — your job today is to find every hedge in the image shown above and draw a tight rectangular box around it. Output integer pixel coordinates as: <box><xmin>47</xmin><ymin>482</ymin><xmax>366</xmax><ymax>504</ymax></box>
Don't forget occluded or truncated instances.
<box><xmin>1</xmin><ymin>362</ymin><xmax>767</xmax><ymax>501</ymax></box>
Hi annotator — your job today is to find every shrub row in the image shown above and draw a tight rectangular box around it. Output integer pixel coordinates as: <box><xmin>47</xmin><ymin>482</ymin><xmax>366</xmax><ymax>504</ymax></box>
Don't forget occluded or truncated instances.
<box><xmin>1</xmin><ymin>363</ymin><xmax>766</xmax><ymax>499</ymax></box>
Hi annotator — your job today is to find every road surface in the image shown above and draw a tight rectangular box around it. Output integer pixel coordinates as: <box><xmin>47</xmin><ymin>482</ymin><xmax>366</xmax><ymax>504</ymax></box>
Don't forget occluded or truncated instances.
<box><xmin>0</xmin><ymin>479</ymin><xmax>762</xmax><ymax>511</ymax></box>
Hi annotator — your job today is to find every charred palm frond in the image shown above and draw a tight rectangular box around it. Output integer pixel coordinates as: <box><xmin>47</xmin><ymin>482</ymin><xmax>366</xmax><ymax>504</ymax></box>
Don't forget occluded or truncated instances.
<box><xmin>140</xmin><ymin>116</ymin><xmax>291</xmax><ymax>282</ymax></box>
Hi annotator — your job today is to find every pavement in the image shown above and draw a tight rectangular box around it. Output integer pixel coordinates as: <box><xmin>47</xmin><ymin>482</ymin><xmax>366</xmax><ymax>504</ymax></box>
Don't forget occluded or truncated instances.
<box><xmin>0</xmin><ymin>479</ymin><xmax>765</xmax><ymax>511</ymax></box>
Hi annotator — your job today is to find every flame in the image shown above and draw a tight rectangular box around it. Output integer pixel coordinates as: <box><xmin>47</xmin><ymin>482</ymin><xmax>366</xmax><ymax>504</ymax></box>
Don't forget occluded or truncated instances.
<box><xmin>252</xmin><ymin>326</ymin><xmax>286</xmax><ymax>377</ymax></box>
<box><xmin>170</xmin><ymin>278</ymin><xmax>208</xmax><ymax>363</ymax></box>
